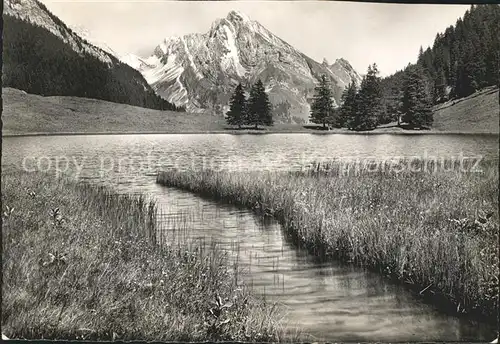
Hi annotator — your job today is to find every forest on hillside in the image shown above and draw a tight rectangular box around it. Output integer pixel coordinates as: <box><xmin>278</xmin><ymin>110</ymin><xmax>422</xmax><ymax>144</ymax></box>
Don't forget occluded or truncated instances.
<box><xmin>307</xmin><ymin>5</ymin><xmax>499</xmax><ymax>131</ymax></box>
<box><xmin>381</xmin><ymin>4</ymin><xmax>499</xmax><ymax>123</ymax></box>
<box><xmin>2</xmin><ymin>15</ymin><xmax>184</xmax><ymax>112</ymax></box>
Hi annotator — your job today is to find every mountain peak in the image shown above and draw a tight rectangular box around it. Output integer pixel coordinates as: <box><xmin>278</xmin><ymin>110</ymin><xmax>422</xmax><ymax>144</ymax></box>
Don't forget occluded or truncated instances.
<box><xmin>142</xmin><ymin>11</ymin><xmax>362</xmax><ymax>119</ymax></box>
<box><xmin>227</xmin><ymin>10</ymin><xmax>251</xmax><ymax>23</ymax></box>
<box><xmin>334</xmin><ymin>58</ymin><xmax>351</xmax><ymax>67</ymax></box>
<box><xmin>208</xmin><ymin>11</ymin><xmax>252</xmax><ymax>39</ymax></box>
<box><xmin>70</xmin><ymin>24</ymin><xmax>117</xmax><ymax>57</ymax></box>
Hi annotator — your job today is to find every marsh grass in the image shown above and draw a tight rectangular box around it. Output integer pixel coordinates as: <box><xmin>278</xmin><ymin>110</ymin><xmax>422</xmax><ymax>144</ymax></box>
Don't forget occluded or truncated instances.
<box><xmin>1</xmin><ymin>171</ymin><xmax>293</xmax><ymax>341</ymax></box>
<box><xmin>157</xmin><ymin>158</ymin><xmax>499</xmax><ymax>321</ymax></box>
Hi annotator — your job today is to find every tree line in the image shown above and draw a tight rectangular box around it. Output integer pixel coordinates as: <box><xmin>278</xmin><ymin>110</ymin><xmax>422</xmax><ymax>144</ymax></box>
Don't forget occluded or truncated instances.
<box><xmin>310</xmin><ymin>4</ymin><xmax>498</xmax><ymax>131</ymax></box>
<box><xmin>310</xmin><ymin>63</ymin><xmax>433</xmax><ymax>131</ymax></box>
<box><xmin>382</xmin><ymin>4</ymin><xmax>499</xmax><ymax>115</ymax></box>
<box><xmin>226</xmin><ymin>80</ymin><xmax>273</xmax><ymax>129</ymax></box>
<box><xmin>420</xmin><ymin>4</ymin><xmax>499</xmax><ymax>101</ymax></box>
<box><xmin>3</xmin><ymin>15</ymin><xmax>184</xmax><ymax>112</ymax></box>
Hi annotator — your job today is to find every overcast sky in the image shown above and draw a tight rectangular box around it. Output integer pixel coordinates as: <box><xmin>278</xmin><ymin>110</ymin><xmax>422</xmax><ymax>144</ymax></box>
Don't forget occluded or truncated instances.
<box><xmin>40</xmin><ymin>0</ymin><xmax>469</xmax><ymax>77</ymax></box>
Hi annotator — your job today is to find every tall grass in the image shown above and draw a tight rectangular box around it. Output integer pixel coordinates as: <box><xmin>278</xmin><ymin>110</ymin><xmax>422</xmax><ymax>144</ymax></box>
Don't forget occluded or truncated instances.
<box><xmin>1</xmin><ymin>171</ymin><xmax>292</xmax><ymax>341</ymax></box>
<box><xmin>157</xmin><ymin>158</ymin><xmax>499</xmax><ymax>321</ymax></box>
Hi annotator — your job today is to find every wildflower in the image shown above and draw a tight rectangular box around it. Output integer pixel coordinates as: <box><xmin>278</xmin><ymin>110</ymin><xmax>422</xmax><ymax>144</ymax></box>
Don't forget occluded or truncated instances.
<box><xmin>3</xmin><ymin>206</ymin><xmax>14</xmax><ymax>218</ymax></box>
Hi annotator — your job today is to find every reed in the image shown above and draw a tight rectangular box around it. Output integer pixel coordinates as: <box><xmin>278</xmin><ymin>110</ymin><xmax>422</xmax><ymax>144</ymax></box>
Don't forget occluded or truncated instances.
<box><xmin>156</xmin><ymin>158</ymin><xmax>499</xmax><ymax>320</ymax></box>
<box><xmin>1</xmin><ymin>171</ymin><xmax>293</xmax><ymax>341</ymax></box>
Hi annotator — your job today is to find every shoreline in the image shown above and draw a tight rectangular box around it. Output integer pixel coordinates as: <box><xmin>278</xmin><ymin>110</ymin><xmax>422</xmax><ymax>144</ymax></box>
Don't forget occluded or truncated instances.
<box><xmin>156</xmin><ymin>161</ymin><xmax>499</xmax><ymax>326</ymax></box>
<box><xmin>3</xmin><ymin>130</ymin><xmax>499</xmax><ymax>138</ymax></box>
<box><xmin>1</xmin><ymin>170</ymin><xmax>289</xmax><ymax>341</ymax></box>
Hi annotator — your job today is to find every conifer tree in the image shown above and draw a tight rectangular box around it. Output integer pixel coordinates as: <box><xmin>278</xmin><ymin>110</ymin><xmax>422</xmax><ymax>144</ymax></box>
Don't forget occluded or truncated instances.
<box><xmin>226</xmin><ymin>83</ymin><xmax>247</xmax><ymax>129</ymax></box>
<box><xmin>328</xmin><ymin>108</ymin><xmax>342</xmax><ymax>128</ymax></box>
<box><xmin>247</xmin><ymin>80</ymin><xmax>273</xmax><ymax>129</ymax></box>
<box><xmin>401</xmin><ymin>66</ymin><xmax>434</xmax><ymax>129</ymax></box>
<box><xmin>339</xmin><ymin>80</ymin><xmax>357</xmax><ymax>128</ymax></box>
<box><xmin>310</xmin><ymin>75</ymin><xmax>335</xmax><ymax>129</ymax></box>
<box><xmin>433</xmin><ymin>69</ymin><xmax>447</xmax><ymax>103</ymax></box>
<box><xmin>351</xmin><ymin>64</ymin><xmax>383</xmax><ymax>131</ymax></box>
<box><xmin>387</xmin><ymin>87</ymin><xmax>404</xmax><ymax>126</ymax></box>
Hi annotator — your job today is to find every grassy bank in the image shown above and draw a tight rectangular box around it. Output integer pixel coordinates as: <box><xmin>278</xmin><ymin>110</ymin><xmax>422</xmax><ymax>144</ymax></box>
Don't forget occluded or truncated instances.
<box><xmin>156</xmin><ymin>159</ymin><xmax>499</xmax><ymax>321</ymax></box>
<box><xmin>1</xmin><ymin>171</ymin><xmax>290</xmax><ymax>341</ymax></box>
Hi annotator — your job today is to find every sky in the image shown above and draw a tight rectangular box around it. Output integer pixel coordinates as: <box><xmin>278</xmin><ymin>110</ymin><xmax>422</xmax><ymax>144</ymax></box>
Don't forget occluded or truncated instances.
<box><xmin>40</xmin><ymin>0</ymin><xmax>470</xmax><ymax>77</ymax></box>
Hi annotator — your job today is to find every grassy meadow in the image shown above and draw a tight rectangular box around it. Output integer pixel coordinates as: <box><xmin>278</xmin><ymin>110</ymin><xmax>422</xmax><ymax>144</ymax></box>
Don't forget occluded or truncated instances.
<box><xmin>1</xmin><ymin>171</ymin><xmax>293</xmax><ymax>341</ymax></box>
<box><xmin>157</xmin><ymin>158</ymin><xmax>499</xmax><ymax>321</ymax></box>
<box><xmin>432</xmin><ymin>86</ymin><xmax>499</xmax><ymax>133</ymax></box>
<box><xmin>2</xmin><ymin>86</ymin><xmax>498</xmax><ymax>135</ymax></box>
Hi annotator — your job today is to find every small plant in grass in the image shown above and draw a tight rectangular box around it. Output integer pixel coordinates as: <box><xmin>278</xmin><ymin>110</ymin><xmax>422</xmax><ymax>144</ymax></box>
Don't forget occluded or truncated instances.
<box><xmin>3</xmin><ymin>205</ymin><xmax>15</xmax><ymax>219</ymax></box>
<box><xmin>49</xmin><ymin>207</ymin><xmax>65</xmax><ymax>228</ymax></box>
<box><xmin>40</xmin><ymin>251</ymin><xmax>68</xmax><ymax>267</ymax></box>
<box><xmin>25</xmin><ymin>187</ymin><xmax>36</xmax><ymax>198</ymax></box>
<box><xmin>204</xmin><ymin>293</ymin><xmax>234</xmax><ymax>338</ymax></box>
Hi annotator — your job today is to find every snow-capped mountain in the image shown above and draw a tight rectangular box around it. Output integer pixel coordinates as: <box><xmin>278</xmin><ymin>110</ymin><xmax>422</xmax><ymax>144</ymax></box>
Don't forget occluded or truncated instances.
<box><xmin>70</xmin><ymin>24</ymin><xmax>118</xmax><ymax>57</ymax></box>
<box><xmin>124</xmin><ymin>10</ymin><xmax>363</xmax><ymax>121</ymax></box>
<box><xmin>119</xmin><ymin>54</ymin><xmax>152</xmax><ymax>72</ymax></box>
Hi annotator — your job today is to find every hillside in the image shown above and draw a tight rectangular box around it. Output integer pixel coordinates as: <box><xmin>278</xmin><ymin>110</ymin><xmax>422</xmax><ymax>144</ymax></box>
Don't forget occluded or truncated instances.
<box><xmin>3</xmin><ymin>87</ymin><xmax>497</xmax><ymax>135</ymax></box>
<box><xmin>2</xmin><ymin>0</ymin><xmax>182</xmax><ymax>111</ymax></box>
<box><xmin>1</xmin><ymin>88</ymin><xmax>222</xmax><ymax>135</ymax></box>
<box><xmin>432</xmin><ymin>87</ymin><xmax>499</xmax><ymax>132</ymax></box>
<box><xmin>381</xmin><ymin>4</ymin><xmax>499</xmax><ymax>120</ymax></box>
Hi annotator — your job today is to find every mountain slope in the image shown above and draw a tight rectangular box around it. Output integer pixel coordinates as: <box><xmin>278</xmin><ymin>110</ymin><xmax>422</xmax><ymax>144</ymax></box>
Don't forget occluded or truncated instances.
<box><xmin>3</xmin><ymin>0</ymin><xmax>112</xmax><ymax>64</ymax></box>
<box><xmin>432</xmin><ymin>86</ymin><xmax>499</xmax><ymax>132</ymax></box>
<box><xmin>2</xmin><ymin>0</ymin><xmax>182</xmax><ymax>111</ymax></box>
<box><xmin>1</xmin><ymin>88</ymin><xmax>222</xmax><ymax>135</ymax></box>
<box><xmin>124</xmin><ymin>11</ymin><xmax>362</xmax><ymax>121</ymax></box>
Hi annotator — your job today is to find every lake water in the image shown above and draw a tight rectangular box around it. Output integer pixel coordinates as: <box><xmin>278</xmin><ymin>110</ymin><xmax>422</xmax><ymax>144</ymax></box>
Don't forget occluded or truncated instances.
<box><xmin>2</xmin><ymin>133</ymin><xmax>498</xmax><ymax>341</ymax></box>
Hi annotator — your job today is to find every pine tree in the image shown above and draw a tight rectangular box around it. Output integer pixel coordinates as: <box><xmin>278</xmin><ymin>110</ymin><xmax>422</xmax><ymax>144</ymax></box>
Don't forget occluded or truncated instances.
<box><xmin>328</xmin><ymin>108</ymin><xmax>342</xmax><ymax>128</ymax></box>
<box><xmin>433</xmin><ymin>69</ymin><xmax>448</xmax><ymax>103</ymax></box>
<box><xmin>351</xmin><ymin>64</ymin><xmax>383</xmax><ymax>131</ymax></box>
<box><xmin>339</xmin><ymin>80</ymin><xmax>357</xmax><ymax>128</ymax></box>
<box><xmin>226</xmin><ymin>83</ymin><xmax>247</xmax><ymax>129</ymax></box>
<box><xmin>418</xmin><ymin>46</ymin><xmax>424</xmax><ymax>65</ymax></box>
<box><xmin>247</xmin><ymin>80</ymin><xmax>273</xmax><ymax>129</ymax></box>
<box><xmin>401</xmin><ymin>66</ymin><xmax>434</xmax><ymax>129</ymax></box>
<box><xmin>388</xmin><ymin>87</ymin><xmax>404</xmax><ymax>126</ymax></box>
<box><xmin>310</xmin><ymin>75</ymin><xmax>335</xmax><ymax>129</ymax></box>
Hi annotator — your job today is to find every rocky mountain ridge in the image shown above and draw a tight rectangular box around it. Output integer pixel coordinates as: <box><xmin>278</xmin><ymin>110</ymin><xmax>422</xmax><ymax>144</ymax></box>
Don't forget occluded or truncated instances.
<box><xmin>124</xmin><ymin>10</ymin><xmax>362</xmax><ymax>121</ymax></box>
